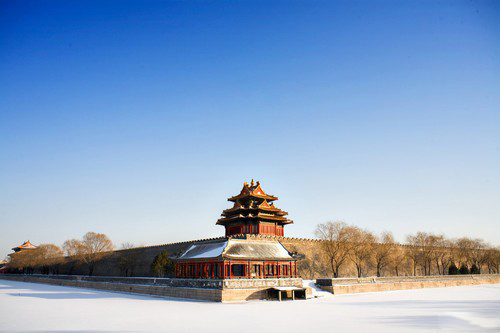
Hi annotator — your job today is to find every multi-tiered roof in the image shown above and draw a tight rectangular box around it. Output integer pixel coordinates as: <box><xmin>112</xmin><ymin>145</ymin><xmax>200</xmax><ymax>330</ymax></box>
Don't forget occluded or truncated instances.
<box><xmin>12</xmin><ymin>240</ymin><xmax>36</xmax><ymax>252</ymax></box>
<box><xmin>217</xmin><ymin>180</ymin><xmax>293</xmax><ymax>237</ymax></box>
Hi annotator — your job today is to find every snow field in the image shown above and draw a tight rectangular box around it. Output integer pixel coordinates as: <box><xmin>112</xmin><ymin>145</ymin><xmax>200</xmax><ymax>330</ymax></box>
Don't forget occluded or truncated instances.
<box><xmin>0</xmin><ymin>280</ymin><xmax>499</xmax><ymax>332</ymax></box>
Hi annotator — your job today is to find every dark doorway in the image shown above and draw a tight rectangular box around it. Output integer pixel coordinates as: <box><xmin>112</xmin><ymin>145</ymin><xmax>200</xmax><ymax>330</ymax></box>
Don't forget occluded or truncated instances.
<box><xmin>231</xmin><ymin>264</ymin><xmax>245</xmax><ymax>277</ymax></box>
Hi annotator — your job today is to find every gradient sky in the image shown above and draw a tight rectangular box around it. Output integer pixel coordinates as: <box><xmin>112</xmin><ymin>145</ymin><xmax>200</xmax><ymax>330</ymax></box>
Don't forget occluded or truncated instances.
<box><xmin>1</xmin><ymin>1</ymin><xmax>499</xmax><ymax>259</ymax></box>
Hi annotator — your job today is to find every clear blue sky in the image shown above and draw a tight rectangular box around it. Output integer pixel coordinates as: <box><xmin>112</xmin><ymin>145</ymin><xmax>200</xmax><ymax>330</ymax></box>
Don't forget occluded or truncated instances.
<box><xmin>1</xmin><ymin>1</ymin><xmax>499</xmax><ymax>258</ymax></box>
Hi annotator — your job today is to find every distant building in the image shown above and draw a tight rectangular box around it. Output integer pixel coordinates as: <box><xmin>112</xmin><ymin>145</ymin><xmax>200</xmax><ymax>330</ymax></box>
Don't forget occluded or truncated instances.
<box><xmin>0</xmin><ymin>259</ymin><xmax>7</xmax><ymax>274</ymax></box>
<box><xmin>10</xmin><ymin>240</ymin><xmax>37</xmax><ymax>255</ymax></box>
<box><xmin>175</xmin><ymin>180</ymin><xmax>299</xmax><ymax>279</ymax></box>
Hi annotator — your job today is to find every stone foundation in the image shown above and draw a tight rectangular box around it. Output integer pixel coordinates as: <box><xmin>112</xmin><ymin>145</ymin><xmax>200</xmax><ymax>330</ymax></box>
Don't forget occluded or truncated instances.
<box><xmin>0</xmin><ymin>274</ymin><xmax>303</xmax><ymax>302</ymax></box>
<box><xmin>316</xmin><ymin>274</ymin><xmax>500</xmax><ymax>294</ymax></box>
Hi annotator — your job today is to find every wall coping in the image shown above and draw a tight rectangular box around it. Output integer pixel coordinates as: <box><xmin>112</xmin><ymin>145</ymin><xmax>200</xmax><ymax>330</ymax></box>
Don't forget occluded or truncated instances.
<box><xmin>316</xmin><ymin>274</ymin><xmax>500</xmax><ymax>286</ymax></box>
<box><xmin>0</xmin><ymin>274</ymin><xmax>302</xmax><ymax>290</ymax></box>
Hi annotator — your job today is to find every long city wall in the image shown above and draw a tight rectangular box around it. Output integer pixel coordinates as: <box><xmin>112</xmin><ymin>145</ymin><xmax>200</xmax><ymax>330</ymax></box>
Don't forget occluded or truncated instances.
<box><xmin>27</xmin><ymin>234</ymin><xmax>490</xmax><ymax>278</ymax></box>
<box><xmin>55</xmin><ymin>235</ymin><xmax>322</xmax><ymax>277</ymax></box>
<box><xmin>0</xmin><ymin>274</ymin><xmax>304</xmax><ymax>302</ymax></box>
<box><xmin>316</xmin><ymin>274</ymin><xmax>500</xmax><ymax>294</ymax></box>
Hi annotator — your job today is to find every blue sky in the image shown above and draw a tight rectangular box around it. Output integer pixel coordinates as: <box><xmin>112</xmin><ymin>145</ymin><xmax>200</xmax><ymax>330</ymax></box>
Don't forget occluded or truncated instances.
<box><xmin>1</xmin><ymin>1</ymin><xmax>499</xmax><ymax>258</ymax></box>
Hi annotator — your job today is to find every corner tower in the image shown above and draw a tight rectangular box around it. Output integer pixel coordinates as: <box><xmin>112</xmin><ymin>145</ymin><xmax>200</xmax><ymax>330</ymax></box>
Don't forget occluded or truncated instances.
<box><xmin>216</xmin><ymin>180</ymin><xmax>293</xmax><ymax>237</ymax></box>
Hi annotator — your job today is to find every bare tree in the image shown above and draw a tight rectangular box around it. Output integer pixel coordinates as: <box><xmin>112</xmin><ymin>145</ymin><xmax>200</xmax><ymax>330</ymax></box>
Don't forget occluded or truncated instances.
<box><xmin>456</xmin><ymin>237</ymin><xmax>488</xmax><ymax>272</ymax></box>
<box><xmin>7</xmin><ymin>251</ymin><xmax>37</xmax><ymax>274</ymax></box>
<box><xmin>373</xmin><ymin>232</ymin><xmax>395</xmax><ymax>277</ymax></box>
<box><xmin>62</xmin><ymin>239</ymin><xmax>82</xmax><ymax>257</ymax></box>
<box><xmin>64</xmin><ymin>232</ymin><xmax>114</xmax><ymax>275</ymax></box>
<box><xmin>432</xmin><ymin>236</ymin><xmax>453</xmax><ymax>275</ymax></box>
<box><xmin>404</xmin><ymin>243</ymin><xmax>421</xmax><ymax>276</ymax></box>
<box><xmin>298</xmin><ymin>255</ymin><xmax>317</xmax><ymax>280</ymax></box>
<box><xmin>118</xmin><ymin>242</ymin><xmax>139</xmax><ymax>277</ymax></box>
<box><xmin>350</xmin><ymin>228</ymin><xmax>375</xmax><ymax>278</ymax></box>
<box><xmin>315</xmin><ymin>221</ymin><xmax>357</xmax><ymax>278</ymax></box>
<box><xmin>33</xmin><ymin>244</ymin><xmax>64</xmax><ymax>274</ymax></box>
<box><xmin>391</xmin><ymin>246</ymin><xmax>407</xmax><ymax>276</ymax></box>
<box><xmin>62</xmin><ymin>239</ymin><xmax>84</xmax><ymax>274</ymax></box>
<box><xmin>469</xmin><ymin>239</ymin><xmax>489</xmax><ymax>273</ymax></box>
<box><xmin>485</xmin><ymin>247</ymin><xmax>500</xmax><ymax>274</ymax></box>
<box><xmin>406</xmin><ymin>232</ymin><xmax>435</xmax><ymax>275</ymax></box>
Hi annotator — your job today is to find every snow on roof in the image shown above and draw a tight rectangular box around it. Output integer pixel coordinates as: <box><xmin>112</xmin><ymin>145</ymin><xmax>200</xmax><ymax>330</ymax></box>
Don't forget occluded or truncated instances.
<box><xmin>177</xmin><ymin>239</ymin><xmax>295</xmax><ymax>261</ymax></box>
<box><xmin>223</xmin><ymin>239</ymin><xmax>293</xmax><ymax>260</ymax></box>
<box><xmin>177</xmin><ymin>241</ymin><xmax>228</xmax><ymax>259</ymax></box>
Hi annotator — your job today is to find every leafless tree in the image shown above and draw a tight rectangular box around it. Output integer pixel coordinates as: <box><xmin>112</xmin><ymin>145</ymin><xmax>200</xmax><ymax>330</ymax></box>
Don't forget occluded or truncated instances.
<box><xmin>7</xmin><ymin>251</ymin><xmax>37</xmax><ymax>274</ymax></box>
<box><xmin>350</xmin><ymin>228</ymin><xmax>375</xmax><ymax>278</ymax></box>
<box><xmin>431</xmin><ymin>236</ymin><xmax>453</xmax><ymax>275</ymax></box>
<box><xmin>33</xmin><ymin>244</ymin><xmax>64</xmax><ymax>274</ymax></box>
<box><xmin>391</xmin><ymin>246</ymin><xmax>407</xmax><ymax>276</ymax></box>
<box><xmin>406</xmin><ymin>232</ymin><xmax>435</xmax><ymax>275</ymax></box>
<box><xmin>80</xmin><ymin>232</ymin><xmax>114</xmax><ymax>275</ymax></box>
<box><xmin>456</xmin><ymin>237</ymin><xmax>488</xmax><ymax>272</ymax></box>
<box><xmin>62</xmin><ymin>239</ymin><xmax>84</xmax><ymax>274</ymax></box>
<box><xmin>373</xmin><ymin>232</ymin><xmax>395</xmax><ymax>277</ymax></box>
<box><xmin>62</xmin><ymin>239</ymin><xmax>82</xmax><ymax>257</ymax></box>
<box><xmin>62</xmin><ymin>232</ymin><xmax>114</xmax><ymax>275</ymax></box>
<box><xmin>315</xmin><ymin>221</ymin><xmax>357</xmax><ymax>278</ymax></box>
<box><xmin>485</xmin><ymin>247</ymin><xmax>500</xmax><ymax>274</ymax></box>
<box><xmin>404</xmin><ymin>242</ymin><xmax>421</xmax><ymax>276</ymax></box>
<box><xmin>118</xmin><ymin>243</ymin><xmax>139</xmax><ymax>277</ymax></box>
<box><xmin>297</xmin><ymin>253</ymin><xmax>326</xmax><ymax>279</ymax></box>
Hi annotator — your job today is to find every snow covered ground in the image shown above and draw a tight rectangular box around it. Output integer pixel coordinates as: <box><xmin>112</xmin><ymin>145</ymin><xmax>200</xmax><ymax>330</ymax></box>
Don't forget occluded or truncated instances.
<box><xmin>1</xmin><ymin>280</ymin><xmax>499</xmax><ymax>333</ymax></box>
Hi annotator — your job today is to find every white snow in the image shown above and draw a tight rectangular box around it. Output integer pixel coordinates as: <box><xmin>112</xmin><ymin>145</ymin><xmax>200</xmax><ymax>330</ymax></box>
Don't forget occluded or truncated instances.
<box><xmin>1</xmin><ymin>280</ymin><xmax>499</xmax><ymax>332</ymax></box>
<box><xmin>178</xmin><ymin>241</ymin><xmax>227</xmax><ymax>259</ymax></box>
<box><xmin>302</xmin><ymin>279</ymin><xmax>333</xmax><ymax>298</ymax></box>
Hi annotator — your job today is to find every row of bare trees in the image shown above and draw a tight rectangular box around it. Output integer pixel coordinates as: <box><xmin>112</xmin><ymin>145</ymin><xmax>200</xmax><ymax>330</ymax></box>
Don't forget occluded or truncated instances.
<box><xmin>7</xmin><ymin>244</ymin><xmax>64</xmax><ymax>275</ymax></box>
<box><xmin>8</xmin><ymin>232</ymin><xmax>114</xmax><ymax>276</ymax></box>
<box><xmin>315</xmin><ymin>221</ymin><xmax>500</xmax><ymax>278</ymax></box>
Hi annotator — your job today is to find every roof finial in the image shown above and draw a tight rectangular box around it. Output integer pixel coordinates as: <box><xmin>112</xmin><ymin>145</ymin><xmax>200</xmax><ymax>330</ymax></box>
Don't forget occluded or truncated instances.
<box><xmin>251</xmin><ymin>179</ymin><xmax>254</xmax><ymax>187</ymax></box>
<box><xmin>256</xmin><ymin>180</ymin><xmax>260</xmax><ymax>186</ymax></box>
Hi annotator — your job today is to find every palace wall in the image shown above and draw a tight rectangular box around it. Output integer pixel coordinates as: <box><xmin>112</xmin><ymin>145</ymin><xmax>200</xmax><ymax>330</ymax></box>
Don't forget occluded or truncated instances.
<box><xmin>57</xmin><ymin>239</ymin><xmax>207</xmax><ymax>277</ymax></box>
<box><xmin>55</xmin><ymin>235</ymin><xmax>326</xmax><ymax>277</ymax></box>
<box><xmin>316</xmin><ymin>274</ymin><xmax>500</xmax><ymax>294</ymax></box>
<box><xmin>38</xmin><ymin>235</ymin><xmax>465</xmax><ymax>278</ymax></box>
